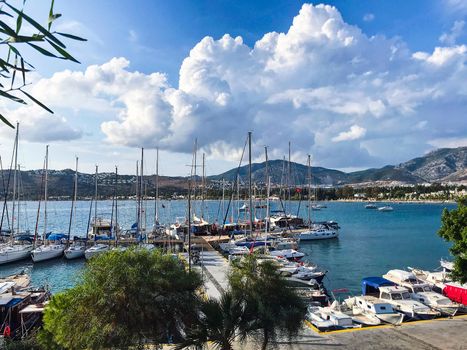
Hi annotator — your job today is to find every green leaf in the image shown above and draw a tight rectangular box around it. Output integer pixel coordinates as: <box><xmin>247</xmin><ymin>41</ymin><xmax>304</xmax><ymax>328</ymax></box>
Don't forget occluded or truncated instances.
<box><xmin>21</xmin><ymin>89</ymin><xmax>54</xmax><ymax>114</ymax></box>
<box><xmin>27</xmin><ymin>43</ymin><xmax>59</xmax><ymax>58</ymax></box>
<box><xmin>48</xmin><ymin>0</ymin><xmax>55</xmax><ymax>31</ymax></box>
<box><xmin>20</xmin><ymin>58</ymin><xmax>25</xmax><ymax>85</ymax></box>
<box><xmin>0</xmin><ymin>90</ymin><xmax>26</xmax><ymax>104</ymax></box>
<box><xmin>0</xmin><ymin>113</ymin><xmax>14</xmax><ymax>128</ymax></box>
<box><xmin>56</xmin><ymin>32</ymin><xmax>87</xmax><ymax>41</ymax></box>
<box><xmin>8</xmin><ymin>34</ymin><xmax>45</xmax><ymax>43</ymax></box>
<box><xmin>0</xmin><ymin>10</ymin><xmax>13</xmax><ymax>18</ymax></box>
<box><xmin>46</xmin><ymin>38</ymin><xmax>80</xmax><ymax>63</ymax></box>
<box><xmin>0</xmin><ymin>20</ymin><xmax>17</xmax><ymax>37</ymax></box>
<box><xmin>5</xmin><ymin>2</ymin><xmax>66</xmax><ymax>48</ymax></box>
<box><xmin>7</xmin><ymin>44</ymin><xmax>21</xmax><ymax>57</ymax></box>
<box><xmin>16</xmin><ymin>11</ymin><xmax>22</xmax><ymax>34</ymax></box>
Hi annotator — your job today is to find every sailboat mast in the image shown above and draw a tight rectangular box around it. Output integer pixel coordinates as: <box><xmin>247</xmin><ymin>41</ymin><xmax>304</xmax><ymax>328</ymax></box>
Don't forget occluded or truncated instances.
<box><xmin>135</xmin><ymin>160</ymin><xmax>139</xmax><ymax>233</ymax></box>
<box><xmin>140</xmin><ymin>148</ymin><xmax>144</xmax><ymax>240</ymax></box>
<box><xmin>114</xmin><ymin>166</ymin><xmax>118</xmax><ymax>244</ymax></box>
<box><xmin>43</xmin><ymin>145</ymin><xmax>49</xmax><ymax>242</ymax></box>
<box><xmin>11</xmin><ymin>123</ymin><xmax>19</xmax><ymax>240</ymax></box>
<box><xmin>193</xmin><ymin>139</ymin><xmax>197</xmax><ymax>218</ymax></box>
<box><xmin>94</xmin><ymin>165</ymin><xmax>98</xmax><ymax>239</ymax></box>
<box><xmin>67</xmin><ymin>157</ymin><xmax>78</xmax><ymax>245</ymax></box>
<box><xmin>307</xmin><ymin>155</ymin><xmax>311</xmax><ymax>229</ymax></box>
<box><xmin>288</xmin><ymin>141</ymin><xmax>291</xmax><ymax>211</ymax></box>
<box><xmin>264</xmin><ymin>146</ymin><xmax>269</xmax><ymax>234</ymax></box>
<box><xmin>248</xmin><ymin>131</ymin><xmax>253</xmax><ymax>235</ymax></box>
<box><xmin>201</xmin><ymin>153</ymin><xmax>205</xmax><ymax>219</ymax></box>
<box><xmin>154</xmin><ymin>147</ymin><xmax>159</xmax><ymax>224</ymax></box>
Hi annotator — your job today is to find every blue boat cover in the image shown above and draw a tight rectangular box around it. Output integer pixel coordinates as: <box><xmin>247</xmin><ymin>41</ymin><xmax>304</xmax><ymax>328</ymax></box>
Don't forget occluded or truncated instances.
<box><xmin>361</xmin><ymin>277</ymin><xmax>396</xmax><ymax>295</ymax></box>
<box><xmin>47</xmin><ymin>233</ymin><xmax>68</xmax><ymax>241</ymax></box>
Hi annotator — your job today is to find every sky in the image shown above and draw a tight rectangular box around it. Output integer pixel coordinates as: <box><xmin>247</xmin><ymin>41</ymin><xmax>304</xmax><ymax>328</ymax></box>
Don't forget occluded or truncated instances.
<box><xmin>0</xmin><ymin>0</ymin><xmax>466</xmax><ymax>176</ymax></box>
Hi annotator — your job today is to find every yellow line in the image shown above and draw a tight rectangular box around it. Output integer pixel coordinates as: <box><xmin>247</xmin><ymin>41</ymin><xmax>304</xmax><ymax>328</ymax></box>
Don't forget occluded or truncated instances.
<box><xmin>304</xmin><ymin>314</ymin><xmax>467</xmax><ymax>335</ymax></box>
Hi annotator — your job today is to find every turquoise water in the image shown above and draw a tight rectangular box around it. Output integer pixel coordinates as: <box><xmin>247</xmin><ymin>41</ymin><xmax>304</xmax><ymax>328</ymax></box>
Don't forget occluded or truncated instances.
<box><xmin>0</xmin><ymin>200</ymin><xmax>455</xmax><ymax>294</ymax></box>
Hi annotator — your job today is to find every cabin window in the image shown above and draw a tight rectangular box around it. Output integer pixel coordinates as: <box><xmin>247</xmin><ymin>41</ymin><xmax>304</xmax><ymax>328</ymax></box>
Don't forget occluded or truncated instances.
<box><xmin>380</xmin><ymin>306</ymin><xmax>386</xmax><ymax>310</ymax></box>
<box><xmin>367</xmin><ymin>305</ymin><xmax>371</xmax><ymax>309</ymax></box>
<box><xmin>359</xmin><ymin>301</ymin><xmax>363</xmax><ymax>305</ymax></box>
<box><xmin>420</xmin><ymin>298</ymin><xmax>425</xmax><ymax>303</ymax></box>
<box><xmin>414</xmin><ymin>287</ymin><xmax>423</xmax><ymax>293</ymax></box>
<box><xmin>392</xmin><ymin>293</ymin><xmax>402</xmax><ymax>300</ymax></box>
<box><xmin>423</xmin><ymin>286</ymin><xmax>431</xmax><ymax>292</ymax></box>
<box><xmin>402</xmin><ymin>292</ymin><xmax>411</xmax><ymax>300</ymax></box>
<box><xmin>381</xmin><ymin>292</ymin><xmax>390</xmax><ymax>300</ymax></box>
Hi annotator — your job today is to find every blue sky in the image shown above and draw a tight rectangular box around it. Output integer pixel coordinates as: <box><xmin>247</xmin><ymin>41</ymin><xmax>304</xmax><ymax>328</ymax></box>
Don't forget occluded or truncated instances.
<box><xmin>1</xmin><ymin>0</ymin><xmax>466</xmax><ymax>176</ymax></box>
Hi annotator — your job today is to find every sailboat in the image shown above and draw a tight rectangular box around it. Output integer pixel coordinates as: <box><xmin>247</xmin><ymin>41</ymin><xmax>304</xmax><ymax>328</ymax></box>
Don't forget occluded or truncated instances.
<box><xmin>85</xmin><ymin>165</ymin><xmax>110</xmax><ymax>260</ymax></box>
<box><xmin>0</xmin><ymin>123</ymin><xmax>33</xmax><ymax>264</ymax></box>
<box><xmin>31</xmin><ymin>146</ymin><xmax>66</xmax><ymax>262</ymax></box>
<box><xmin>297</xmin><ymin>155</ymin><xmax>338</xmax><ymax>241</ymax></box>
<box><xmin>64</xmin><ymin>157</ymin><xmax>86</xmax><ymax>259</ymax></box>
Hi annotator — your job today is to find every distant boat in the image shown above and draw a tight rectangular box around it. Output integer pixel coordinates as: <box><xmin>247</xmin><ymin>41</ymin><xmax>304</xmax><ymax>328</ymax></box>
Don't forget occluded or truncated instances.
<box><xmin>377</xmin><ymin>206</ymin><xmax>393</xmax><ymax>212</ymax></box>
<box><xmin>365</xmin><ymin>203</ymin><xmax>377</xmax><ymax>209</ymax></box>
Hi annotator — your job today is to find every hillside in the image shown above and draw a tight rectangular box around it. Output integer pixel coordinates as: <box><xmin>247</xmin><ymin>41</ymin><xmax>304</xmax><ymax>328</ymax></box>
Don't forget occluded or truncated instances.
<box><xmin>1</xmin><ymin>147</ymin><xmax>465</xmax><ymax>198</ymax></box>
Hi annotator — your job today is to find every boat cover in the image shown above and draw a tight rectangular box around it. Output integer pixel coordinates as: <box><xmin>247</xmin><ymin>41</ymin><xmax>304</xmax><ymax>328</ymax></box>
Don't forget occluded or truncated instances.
<box><xmin>362</xmin><ymin>277</ymin><xmax>396</xmax><ymax>295</ymax></box>
<box><xmin>444</xmin><ymin>283</ymin><xmax>467</xmax><ymax>305</ymax></box>
<box><xmin>47</xmin><ymin>233</ymin><xmax>68</xmax><ymax>241</ymax></box>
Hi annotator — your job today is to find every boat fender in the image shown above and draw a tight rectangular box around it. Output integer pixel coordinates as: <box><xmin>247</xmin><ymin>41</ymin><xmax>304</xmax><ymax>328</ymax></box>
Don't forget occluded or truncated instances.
<box><xmin>3</xmin><ymin>325</ymin><xmax>10</xmax><ymax>338</ymax></box>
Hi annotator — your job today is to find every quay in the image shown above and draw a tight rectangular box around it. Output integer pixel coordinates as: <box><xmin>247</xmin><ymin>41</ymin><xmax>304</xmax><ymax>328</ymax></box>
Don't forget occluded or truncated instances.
<box><xmin>194</xmin><ymin>237</ymin><xmax>467</xmax><ymax>350</ymax></box>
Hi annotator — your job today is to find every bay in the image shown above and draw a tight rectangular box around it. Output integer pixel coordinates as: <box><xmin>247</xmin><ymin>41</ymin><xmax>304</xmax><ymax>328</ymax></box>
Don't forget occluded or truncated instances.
<box><xmin>0</xmin><ymin>199</ymin><xmax>455</xmax><ymax>294</ymax></box>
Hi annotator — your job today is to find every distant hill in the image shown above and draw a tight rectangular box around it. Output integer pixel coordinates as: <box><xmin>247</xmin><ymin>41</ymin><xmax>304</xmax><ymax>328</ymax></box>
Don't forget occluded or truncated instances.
<box><xmin>0</xmin><ymin>147</ymin><xmax>465</xmax><ymax>198</ymax></box>
<box><xmin>210</xmin><ymin>146</ymin><xmax>467</xmax><ymax>186</ymax></box>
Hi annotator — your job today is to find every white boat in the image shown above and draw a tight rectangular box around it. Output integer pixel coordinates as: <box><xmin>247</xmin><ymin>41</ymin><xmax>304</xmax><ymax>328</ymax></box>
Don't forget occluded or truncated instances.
<box><xmin>377</xmin><ymin>206</ymin><xmax>394</xmax><ymax>212</ymax></box>
<box><xmin>84</xmin><ymin>244</ymin><xmax>110</xmax><ymax>260</ymax></box>
<box><xmin>344</xmin><ymin>295</ymin><xmax>404</xmax><ymax>325</ymax></box>
<box><xmin>440</xmin><ymin>259</ymin><xmax>454</xmax><ymax>272</ymax></box>
<box><xmin>269</xmin><ymin>249</ymin><xmax>305</xmax><ymax>260</ymax></box>
<box><xmin>31</xmin><ymin>243</ymin><xmax>65</xmax><ymax>262</ymax></box>
<box><xmin>0</xmin><ymin>271</ymin><xmax>30</xmax><ymax>289</ymax></box>
<box><xmin>383</xmin><ymin>269</ymin><xmax>459</xmax><ymax>316</ymax></box>
<box><xmin>0</xmin><ymin>244</ymin><xmax>33</xmax><ymax>265</ymax></box>
<box><xmin>64</xmin><ymin>244</ymin><xmax>86</xmax><ymax>259</ymax></box>
<box><xmin>298</xmin><ymin>228</ymin><xmax>338</xmax><ymax>241</ymax></box>
<box><xmin>307</xmin><ymin>304</ymin><xmax>359</xmax><ymax>331</ymax></box>
<box><xmin>377</xmin><ymin>286</ymin><xmax>440</xmax><ymax>320</ymax></box>
<box><xmin>365</xmin><ymin>203</ymin><xmax>377</xmax><ymax>209</ymax></box>
<box><xmin>139</xmin><ymin>243</ymin><xmax>155</xmax><ymax>250</ymax></box>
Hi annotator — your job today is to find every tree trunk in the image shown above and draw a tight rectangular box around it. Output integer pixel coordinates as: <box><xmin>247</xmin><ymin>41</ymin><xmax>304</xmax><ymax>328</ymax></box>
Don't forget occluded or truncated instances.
<box><xmin>261</xmin><ymin>329</ymin><xmax>269</xmax><ymax>350</ymax></box>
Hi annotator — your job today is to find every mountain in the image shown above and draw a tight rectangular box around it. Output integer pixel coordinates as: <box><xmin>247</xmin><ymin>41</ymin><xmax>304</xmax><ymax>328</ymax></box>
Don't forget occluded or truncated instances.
<box><xmin>0</xmin><ymin>147</ymin><xmax>465</xmax><ymax>199</ymax></box>
<box><xmin>210</xmin><ymin>146</ymin><xmax>467</xmax><ymax>186</ymax></box>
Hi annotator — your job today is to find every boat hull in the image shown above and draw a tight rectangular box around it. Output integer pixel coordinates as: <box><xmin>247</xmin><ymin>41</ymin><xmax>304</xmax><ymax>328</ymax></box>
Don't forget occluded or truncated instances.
<box><xmin>0</xmin><ymin>245</ymin><xmax>33</xmax><ymax>265</ymax></box>
<box><xmin>299</xmin><ymin>230</ymin><xmax>339</xmax><ymax>241</ymax></box>
<box><xmin>64</xmin><ymin>247</ymin><xmax>85</xmax><ymax>260</ymax></box>
<box><xmin>31</xmin><ymin>245</ymin><xmax>65</xmax><ymax>262</ymax></box>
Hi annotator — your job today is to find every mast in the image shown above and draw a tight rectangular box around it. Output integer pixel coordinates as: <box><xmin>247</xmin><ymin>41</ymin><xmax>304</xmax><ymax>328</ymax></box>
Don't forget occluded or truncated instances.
<box><xmin>11</xmin><ymin>124</ymin><xmax>18</xmax><ymax>242</ymax></box>
<box><xmin>135</xmin><ymin>160</ymin><xmax>139</xmax><ymax>234</ymax></box>
<box><xmin>264</xmin><ymin>146</ymin><xmax>269</xmax><ymax>234</ymax></box>
<box><xmin>307</xmin><ymin>155</ymin><xmax>311</xmax><ymax>229</ymax></box>
<box><xmin>114</xmin><ymin>166</ymin><xmax>118</xmax><ymax>244</ymax></box>
<box><xmin>93</xmin><ymin>165</ymin><xmax>98</xmax><ymax>240</ymax></box>
<box><xmin>67</xmin><ymin>157</ymin><xmax>78</xmax><ymax>245</ymax></box>
<box><xmin>154</xmin><ymin>147</ymin><xmax>159</xmax><ymax>225</ymax></box>
<box><xmin>188</xmin><ymin>141</ymin><xmax>196</xmax><ymax>271</ymax></box>
<box><xmin>140</xmin><ymin>148</ymin><xmax>145</xmax><ymax>241</ymax></box>
<box><xmin>287</xmin><ymin>141</ymin><xmax>291</xmax><ymax>212</ymax></box>
<box><xmin>201</xmin><ymin>152</ymin><xmax>205</xmax><ymax>219</ymax></box>
<box><xmin>43</xmin><ymin>145</ymin><xmax>49</xmax><ymax>242</ymax></box>
<box><xmin>248</xmin><ymin>131</ymin><xmax>254</xmax><ymax>235</ymax></box>
<box><xmin>193</xmin><ymin>138</ymin><xmax>197</xmax><ymax>218</ymax></box>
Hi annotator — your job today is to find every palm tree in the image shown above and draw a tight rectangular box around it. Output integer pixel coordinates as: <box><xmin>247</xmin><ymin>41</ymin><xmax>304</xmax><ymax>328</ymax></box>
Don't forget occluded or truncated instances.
<box><xmin>175</xmin><ymin>291</ymin><xmax>249</xmax><ymax>350</ymax></box>
<box><xmin>229</xmin><ymin>254</ymin><xmax>307</xmax><ymax>350</ymax></box>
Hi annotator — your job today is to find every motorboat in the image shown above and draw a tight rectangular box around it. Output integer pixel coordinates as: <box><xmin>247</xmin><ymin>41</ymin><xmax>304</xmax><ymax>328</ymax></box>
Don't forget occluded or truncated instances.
<box><xmin>297</xmin><ymin>228</ymin><xmax>338</xmax><ymax>241</ymax></box>
<box><xmin>408</xmin><ymin>267</ymin><xmax>450</xmax><ymax>293</ymax></box>
<box><xmin>0</xmin><ymin>244</ymin><xmax>33</xmax><ymax>265</ymax></box>
<box><xmin>31</xmin><ymin>243</ymin><xmax>65</xmax><ymax>262</ymax></box>
<box><xmin>440</xmin><ymin>259</ymin><xmax>454</xmax><ymax>272</ymax></box>
<box><xmin>362</xmin><ymin>277</ymin><xmax>440</xmax><ymax>320</ymax></box>
<box><xmin>383</xmin><ymin>269</ymin><xmax>459</xmax><ymax>316</ymax></box>
<box><xmin>343</xmin><ymin>295</ymin><xmax>404</xmax><ymax>325</ymax></box>
<box><xmin>269</xmin><ymin>249</ymin><xmax>305</xmax><ymax>261</ymax></box>
<box><xmin>0</xmin><ymin>271</ymin><xmax>30</xmax><ymax>290</ymax></box>
<box><xmin>307</xmin><ymin>304</ymin><xmax>360</xmax><ymax>331</ymax></box>
<box><xmin>377</xmin><ymin>206</ymin><xmax>393</xmax><ymax>212</ymax></box>
<box><xmin>365</xmin><ymin>203</ymin><xmax>377</xmax><ymax>209</ymax></box>
<box><xmin>64</xmin><ymin>244</ymin><xmax>86</xmax><ymax>260</ymax></box>
<box><xmin>84</xmin><ymin>244</ymin><xmax>110</xmax><ymax>260</ymax></box>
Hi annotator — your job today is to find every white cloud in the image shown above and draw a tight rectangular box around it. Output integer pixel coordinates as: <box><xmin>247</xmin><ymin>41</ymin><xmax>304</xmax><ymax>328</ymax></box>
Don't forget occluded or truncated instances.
<box><xmin>439</xmin><ymin>20</ymin><xmax>465</xmax><ymax>45</ymax></box>
<box><xmin>4</xmin><ymin>3</ymin><xmax>467</xmax><ymax>170</ymax></box>
<box><xmin>443</xmin><ymin>0</ymin><xmax>467</xmax><ymax>14</ymax></box>
<box><xmin>363</xmin><ymin>13</ymin><xmax>375</xmax><ymax>22</ymax></box>
<box><xmin>332</xmin><ymin>125</ymin><xmax>366</xmax><ymax>142</ymax></box>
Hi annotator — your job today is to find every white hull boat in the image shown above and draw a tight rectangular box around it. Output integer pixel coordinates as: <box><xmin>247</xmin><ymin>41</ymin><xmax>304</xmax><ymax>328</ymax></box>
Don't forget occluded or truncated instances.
<box><xmin>64</xmin><ymin>245</ymin><xmax>86</xmax><ymax>259</ymax></box>
<box><xmin>85</xmin><ymin>244</ymin><xmax>110</xmax><ymax>260</ymax></box>
<box><xmin>31</xmin><ymin>244</ymin><xmax>65</xmax><ymax>262</ymax></box>
<box><xmin>0</xmin><ymin>244</ymin><xmax>33</xmax><ymax>264</ymax></box>
<box><xmin>270</xmin><ymin>249</ymin><xmax>305</xmax><ymax>260</ymax></box>
<box><xmin>344</xmin><ymin>296</ymin><xmax>404</xmax><ymax>326</ymax></box>
<box><xmin>298</xmin><ymin>229</ymin><xmax>338</xmax><ymax>241</ymax></box>
<box><xmin>378</xmin><ymin>206</ymin><xmax>393</xmax><ymax>212</ymax></box>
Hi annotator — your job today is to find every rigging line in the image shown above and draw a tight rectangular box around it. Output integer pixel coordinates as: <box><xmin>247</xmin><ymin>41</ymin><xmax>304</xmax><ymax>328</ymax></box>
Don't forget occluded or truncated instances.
<box><xmin>33</xmin><ymin>157</ymin><xmax>47</xmax><ymax>247</ymax></box>
<box><xmin>220</xmin><ymin>135</ymin><xmax>248</xmax><ymax>240</ymax></box>
<box><xmin>0</xmin><ymin>156</ymin><xmax>10</xmax><ymax>229</ymax></box>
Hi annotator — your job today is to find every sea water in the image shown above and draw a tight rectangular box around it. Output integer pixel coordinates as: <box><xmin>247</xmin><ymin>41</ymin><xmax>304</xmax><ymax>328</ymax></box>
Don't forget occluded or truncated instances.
<box><xmin>0</xmin><ymin>200</ymin><xmax>455</xmax><ymax>294</ymax></box>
